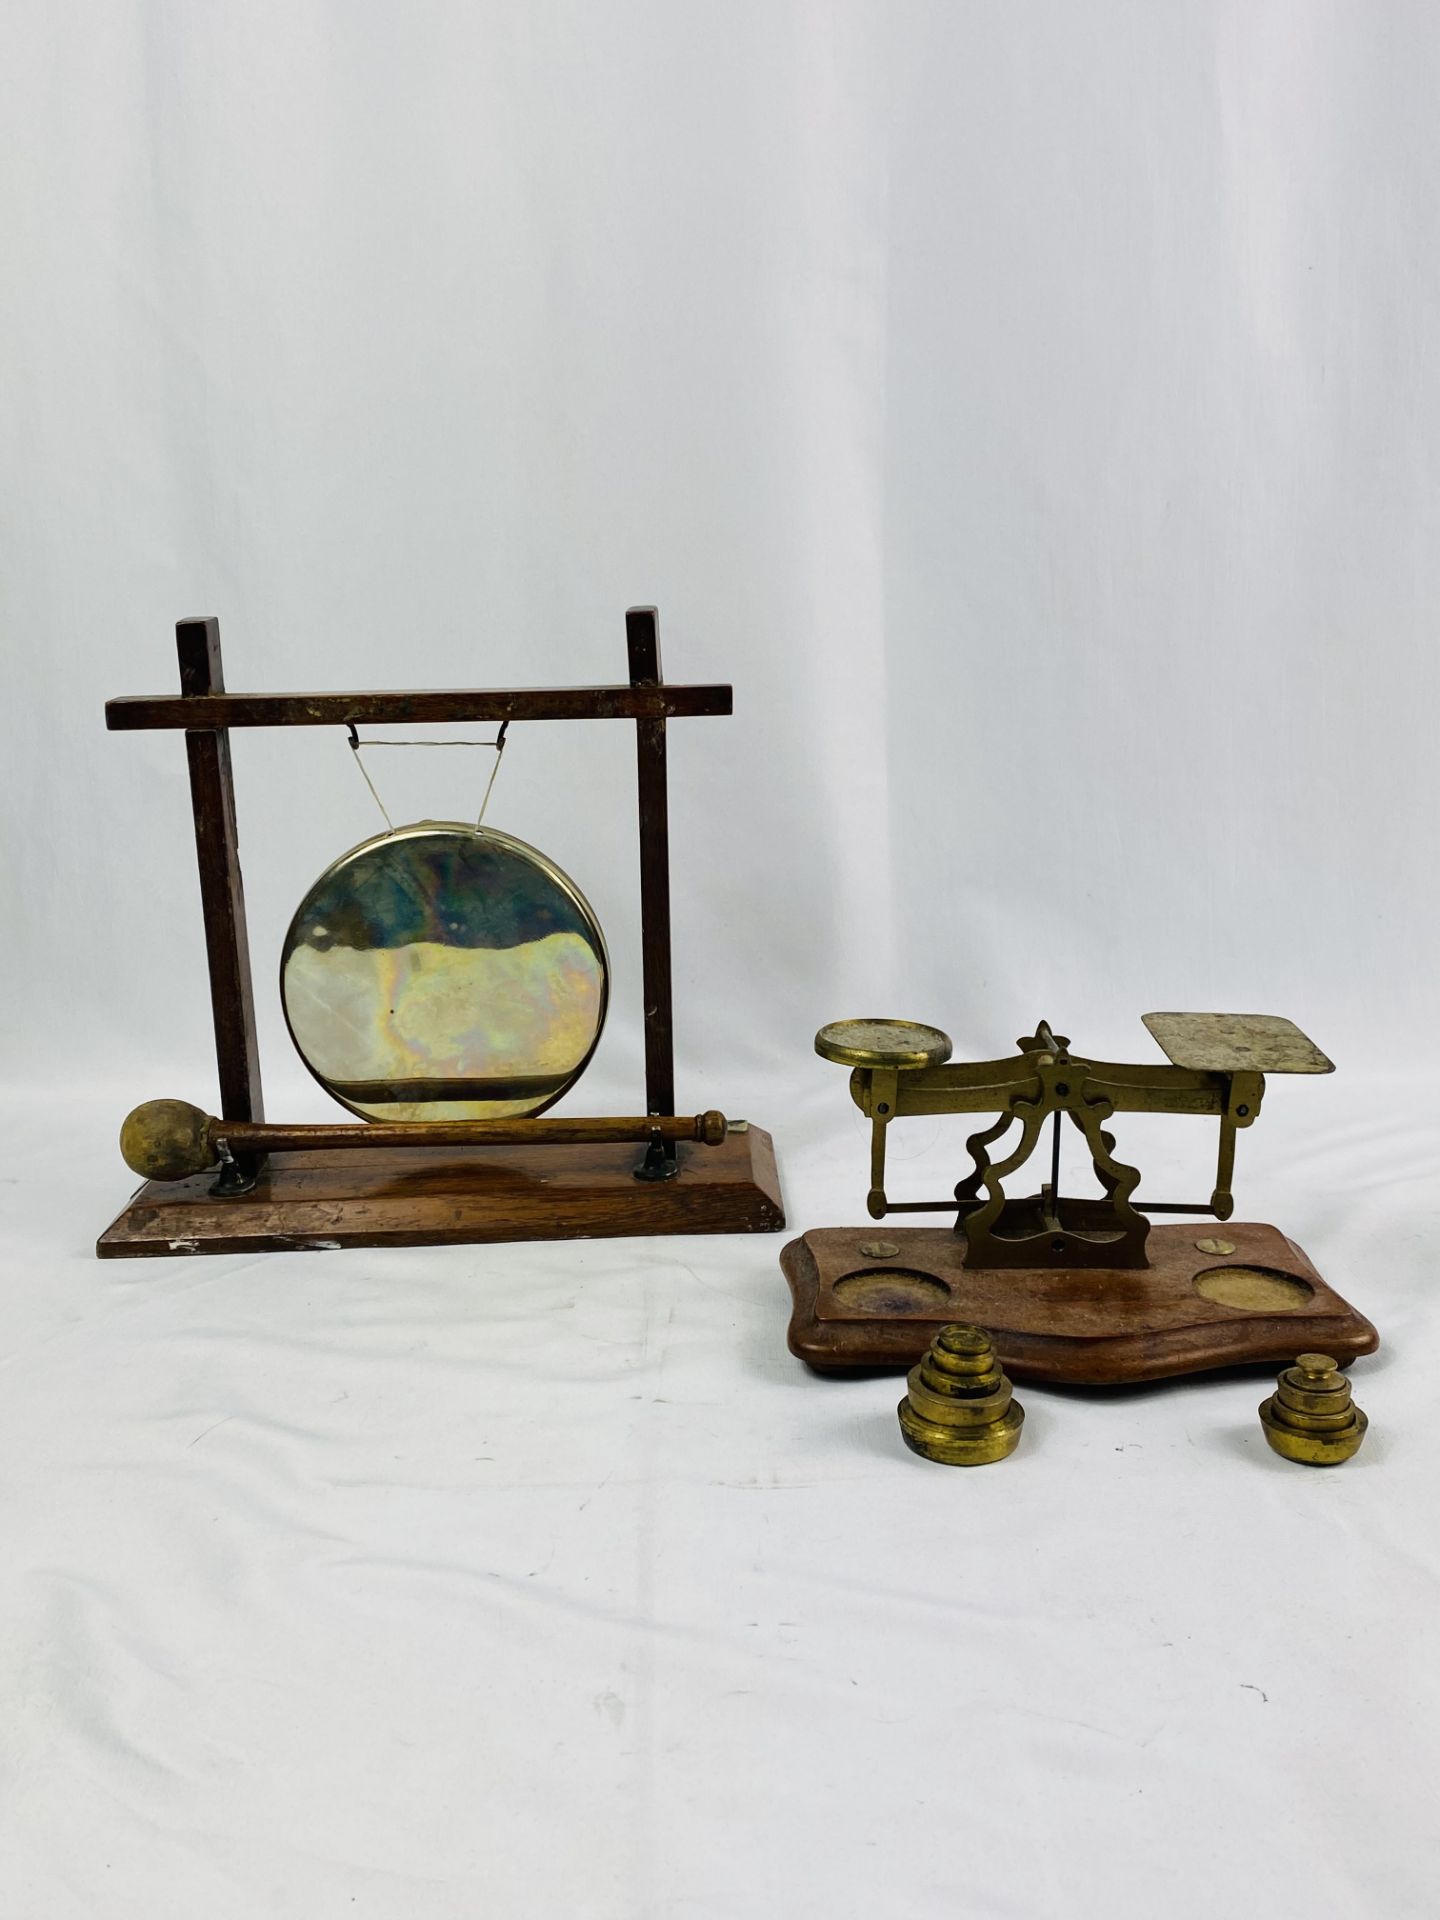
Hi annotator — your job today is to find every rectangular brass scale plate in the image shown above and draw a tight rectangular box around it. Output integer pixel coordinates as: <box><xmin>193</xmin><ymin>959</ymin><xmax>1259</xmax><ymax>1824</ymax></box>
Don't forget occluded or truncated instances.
<box><xmin>1141</xmin><ymin>1012</ymin><xmax>1335</xmax><ymax>1075</ymax></box>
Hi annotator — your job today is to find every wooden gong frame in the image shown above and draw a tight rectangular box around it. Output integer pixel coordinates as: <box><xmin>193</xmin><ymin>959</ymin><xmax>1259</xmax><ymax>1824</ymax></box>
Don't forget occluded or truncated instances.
<box><xmin>97</xmin><ymin>608</ymin><xmax>783</xmax><ymax>1257</ymax></box>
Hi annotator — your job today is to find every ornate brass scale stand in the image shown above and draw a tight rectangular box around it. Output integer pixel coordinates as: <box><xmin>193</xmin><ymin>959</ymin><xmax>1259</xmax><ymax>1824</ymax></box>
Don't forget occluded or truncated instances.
<box><xmin>98</xmin><ymin>609</ymin><xmax>783</xmax><ymax>1256</ymax></box>
<box><xmin>782</xmin><ymin>1013</ymin><xmax>1375</xmax><ymax>1383</ymax></box>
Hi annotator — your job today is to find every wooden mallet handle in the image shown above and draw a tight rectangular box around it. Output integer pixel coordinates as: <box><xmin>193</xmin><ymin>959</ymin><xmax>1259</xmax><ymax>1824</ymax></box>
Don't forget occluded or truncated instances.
<box><xmin>121</xmin><ymin>1100</ymin><xmax>730</xmax><ymax>1182</ymax></box>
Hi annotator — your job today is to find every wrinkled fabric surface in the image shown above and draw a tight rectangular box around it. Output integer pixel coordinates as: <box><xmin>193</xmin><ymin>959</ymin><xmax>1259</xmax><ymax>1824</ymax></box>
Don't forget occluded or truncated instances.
<box><xmin>1</xmin><ymin>1081</ymin><xmax>1434</xmax><ymax>1918</ymax></box>
<box><xmin>4</xmin><ymin>1</ymin><xmax>1440</xmax><ymax>1911</ymax></box>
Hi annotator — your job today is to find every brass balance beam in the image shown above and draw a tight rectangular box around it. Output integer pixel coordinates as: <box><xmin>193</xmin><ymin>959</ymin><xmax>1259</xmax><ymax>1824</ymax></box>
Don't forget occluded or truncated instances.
<box><xmin>813</xmin><ymin>1013</ymin><xmax>1332</xmax><ymax>1266</ymax></box>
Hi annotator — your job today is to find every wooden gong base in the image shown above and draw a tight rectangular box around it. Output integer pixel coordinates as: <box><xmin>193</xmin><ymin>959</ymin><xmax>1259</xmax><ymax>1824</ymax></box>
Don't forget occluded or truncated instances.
<box><xmin>782</xmin><ymin>1222</ymin><xmax>1377</xmax><ymax>1383</ymax></box>
<box><xmin>99</xmin><ymin>1127</ymin><xmax>783</xmax><ymax>1257</ymax></box>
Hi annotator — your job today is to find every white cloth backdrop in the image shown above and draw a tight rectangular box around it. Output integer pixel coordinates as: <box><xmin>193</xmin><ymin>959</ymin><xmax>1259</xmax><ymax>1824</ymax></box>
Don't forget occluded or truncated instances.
<box><xmin>2</xmin><ymin>3</ymin><xmax>1437</xmax><ymax>1914</ymax></box>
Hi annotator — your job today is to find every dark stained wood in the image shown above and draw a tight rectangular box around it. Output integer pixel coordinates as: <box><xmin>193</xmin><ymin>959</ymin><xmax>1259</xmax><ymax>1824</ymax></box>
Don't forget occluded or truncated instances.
<box><xmin>97</xmin><ymin>1127</ymin><xmax>784</xmax><ymax>1256</ymax></box>
<box><xmin>782</xmin><ymin>1222</ymin><xmax>1378</xmax><ymax>1383</ymax></box>
<box><xmin>628</xmin><ymin>607</ymin><xmax>675</xmax><ymax>1171</ymax></box>
<box><xmin>177</xmin><ymin>620</ymin><xmax>264</xmax><ymax>1146</ymax></box>
<box><xmin>106</xmin><ymin>683</ymin><xmax>733</xmax><ymax>730</ymax></box>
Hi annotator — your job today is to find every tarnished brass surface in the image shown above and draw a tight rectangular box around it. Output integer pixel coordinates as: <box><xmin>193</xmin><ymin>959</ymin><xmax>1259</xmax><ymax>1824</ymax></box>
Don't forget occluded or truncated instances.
<box><xmin>815</xmin><ymin>1020</ymin><xmax>953</xmax><ymax>1071</ymax></box>
<box><xmin>1143</xmin><ymin>1012</ymin><xmax>1334</xmax><ymax>1075</ymax></box>
<box><xmin>281</xmin><ymin>822</ymin><xmax>608</xmax><ymax>1123</ymax></box>
<box><xmin>815</xmin><ymin>1011</ymin><xmax>1330</xmax><ymax>1274</ymax></box>
<box><xmin>897</xmin><ymin>1324</ymin><xmax>1025</xmax><ymax>1465</ymax></box>
<box><xmin>1260</xmin><ymin>1354</ymin><xmax>1368</xmax><ymax>1464</ymax></box>
<box><xmin>834</xmin><ymin>1269</ymin><xmax>952</xmax><ymax>1313</ymax></box>
<box><xmin>1195</xmin><ymin>1266</ymin><xmax>1314</xmax><ymax>1311</ymax></box>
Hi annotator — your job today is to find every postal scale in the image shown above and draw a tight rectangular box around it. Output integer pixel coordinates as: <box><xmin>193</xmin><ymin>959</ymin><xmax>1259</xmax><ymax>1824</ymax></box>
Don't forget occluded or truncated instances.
<box><xmin>783</xmin><ymin>1013</ymin><xmax>1375</xmax><ymax>1384</ymax></box>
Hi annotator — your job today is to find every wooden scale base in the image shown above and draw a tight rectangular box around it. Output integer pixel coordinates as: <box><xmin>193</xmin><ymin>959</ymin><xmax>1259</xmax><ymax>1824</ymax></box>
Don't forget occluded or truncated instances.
<box><xmin>99</xmin><ymin>1128</ymin><xmax>783</xmax><ymax>1258</ymax></box>
<box><xmin>782</xmin><ymin>1221</ymin><xmax>1377</xmax><ymax>1383</ymax></box>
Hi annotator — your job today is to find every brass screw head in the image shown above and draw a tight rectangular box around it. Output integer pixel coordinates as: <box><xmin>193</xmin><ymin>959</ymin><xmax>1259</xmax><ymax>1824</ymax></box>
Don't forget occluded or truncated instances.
<box><xmin>1259</xmin><ymin>1352</ymin><xmax>1368</xmax><ymax>1465</ymax></box>
<box><xmin>897</xmin><ymin>1324</ymin><xmax>1025</xmax><ymax>1466</ymax></box>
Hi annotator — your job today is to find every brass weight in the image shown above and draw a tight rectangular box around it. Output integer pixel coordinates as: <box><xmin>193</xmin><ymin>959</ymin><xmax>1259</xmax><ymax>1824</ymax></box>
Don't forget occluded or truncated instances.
<box><xmin>897</xmin><ymin>1324</ymin><xmax>1025</xmax><ymax>1465</ymax></box>
<box><xmin>1259</xmin><ymin>1354</ymin><xmax>1368</xmax><ymax>1465</ymax></box>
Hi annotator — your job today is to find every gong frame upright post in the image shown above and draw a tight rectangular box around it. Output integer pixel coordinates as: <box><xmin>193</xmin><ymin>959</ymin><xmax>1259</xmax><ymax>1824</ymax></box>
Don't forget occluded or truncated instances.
<box><xmin>627</xmin><ymin>606</ymin><xmax>678</xmax><ymax>1180</ymax></box>
<box><xmin>176</xmin><ymin>618</ymin><xmax>265</xmax><ymax>1187</ymax></box>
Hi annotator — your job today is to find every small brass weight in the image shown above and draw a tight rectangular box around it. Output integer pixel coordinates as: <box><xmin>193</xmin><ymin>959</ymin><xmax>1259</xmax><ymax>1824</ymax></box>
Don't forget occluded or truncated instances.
<box><xmin>1259</xmin><ymin>1354</ymin><xmax>1369</xmax><ymax>1465</ymax></box>
<box><xmin>897</xmin><ymin>1324</ymin><xmax>1025</xmax><ymax>1465</ymax></box>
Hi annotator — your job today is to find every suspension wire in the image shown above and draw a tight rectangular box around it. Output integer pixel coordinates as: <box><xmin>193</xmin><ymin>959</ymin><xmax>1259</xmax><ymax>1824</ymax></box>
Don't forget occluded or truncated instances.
<box><xmin>345</xmin><ymin>721</ymin><xmax>510</xmax><ymax>836</ymax></box>
<box><xmin>475</xmin><ymin>721</ymin><xmax>509</xmax><ymax>828</ymax></box>
<box><xmin>346</xmin><ymin>724</ymin><xmax>394</xmax><ymax>831</ymax></box>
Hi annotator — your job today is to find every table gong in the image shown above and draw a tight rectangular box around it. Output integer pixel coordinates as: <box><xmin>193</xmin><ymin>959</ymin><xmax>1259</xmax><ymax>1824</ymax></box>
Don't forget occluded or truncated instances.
<box><xmin>782</xmin><ymin>1014</ymin><xmax>1376</xmax><ymax>1384</ymax></box>
<box><xmin>98</xmin><ymin>609</ymin><xmax>783</xmax><ymax>1257</ymax></box>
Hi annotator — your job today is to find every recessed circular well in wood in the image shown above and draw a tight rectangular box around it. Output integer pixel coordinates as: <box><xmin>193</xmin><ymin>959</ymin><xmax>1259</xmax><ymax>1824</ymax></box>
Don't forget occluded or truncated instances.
<box><xmin>1193</xmin><ymin>1265</ymin><xmax>1315</xmax><ymax>1312</ymax></box>
<box><xmin>833</xmin><ymin>1269</ymin><xmax>953</xmax><ymax>1315</ymax></box>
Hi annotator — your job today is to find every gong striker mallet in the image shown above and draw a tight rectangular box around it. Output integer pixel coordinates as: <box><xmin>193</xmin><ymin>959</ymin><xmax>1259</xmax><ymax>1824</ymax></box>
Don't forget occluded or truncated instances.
<box><xmin>121</xmin><ymin>1099</ymin><xmax>731</xmax><ymax>1184</ymax></box>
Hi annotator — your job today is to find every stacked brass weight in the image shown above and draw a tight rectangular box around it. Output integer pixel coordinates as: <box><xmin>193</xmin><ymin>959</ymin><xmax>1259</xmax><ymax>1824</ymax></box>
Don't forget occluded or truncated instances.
<box><xmin>897</xmin><ymin>1324</ymin><xmax>1025</xmax><ymax>1465</ymax></box>
<box><xmin>1259</xmin><ymin>1354</ymin><xmax>1368</xmax><ymax>1466</ymax></box>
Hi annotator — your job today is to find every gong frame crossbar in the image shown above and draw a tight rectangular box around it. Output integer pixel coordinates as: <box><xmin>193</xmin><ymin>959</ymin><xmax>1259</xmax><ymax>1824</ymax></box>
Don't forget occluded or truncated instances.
<box><xmin>98</xmin><ymin>610</ymin><xmax>785</xmax><ymax>1255</ymax></box>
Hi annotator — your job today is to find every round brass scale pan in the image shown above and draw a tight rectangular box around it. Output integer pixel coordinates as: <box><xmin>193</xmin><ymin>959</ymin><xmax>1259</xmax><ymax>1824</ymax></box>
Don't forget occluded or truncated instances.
<box><xmin>280</xmin><ymin>821</ymin><xmax>609</xmax><ymax>1124</ymax></box>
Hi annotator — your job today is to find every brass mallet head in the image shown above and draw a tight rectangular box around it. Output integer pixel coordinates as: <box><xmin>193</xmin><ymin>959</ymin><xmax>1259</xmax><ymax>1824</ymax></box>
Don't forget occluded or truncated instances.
<box><xmin>1259</xmin><ymin>1353</ymin><xmax>1368</xmax><ymax>1466</ymax></box>
<box><xmin>119</xmin><ymin>1100</ymin><xmax>216</xmax><ymax>1182</ymax></box>
<box><xmin>897</xmin><ymin>1324</ymin><xmax>1025</xmax><ymax>1466</ymax></box>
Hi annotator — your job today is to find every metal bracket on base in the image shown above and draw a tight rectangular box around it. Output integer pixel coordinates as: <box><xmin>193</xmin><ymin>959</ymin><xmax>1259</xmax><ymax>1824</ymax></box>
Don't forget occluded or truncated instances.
<box><xmin>634</xmin><ymin>1131</ymin><xmax>680</xmax><ymax>1181</ymax></box>
<box><xmin>210</xmin><ymin>1152</ymin><xmax>259</xmax><ymax>1197</ymax></box>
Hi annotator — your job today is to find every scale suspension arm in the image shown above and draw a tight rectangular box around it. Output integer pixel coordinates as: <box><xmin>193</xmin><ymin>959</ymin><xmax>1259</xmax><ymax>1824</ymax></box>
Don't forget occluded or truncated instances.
<box><xmin>855</xmin><ymin>1054</ymin><xmax>1261</xmax><ymax>1226</ymax></box>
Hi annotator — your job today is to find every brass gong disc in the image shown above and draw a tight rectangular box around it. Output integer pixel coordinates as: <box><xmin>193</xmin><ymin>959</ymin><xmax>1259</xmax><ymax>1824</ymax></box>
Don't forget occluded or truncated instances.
<box><xmin>281</xmin><ymin>821</ymin><xmax>609</xmax><ymax>1122</ymax></box>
